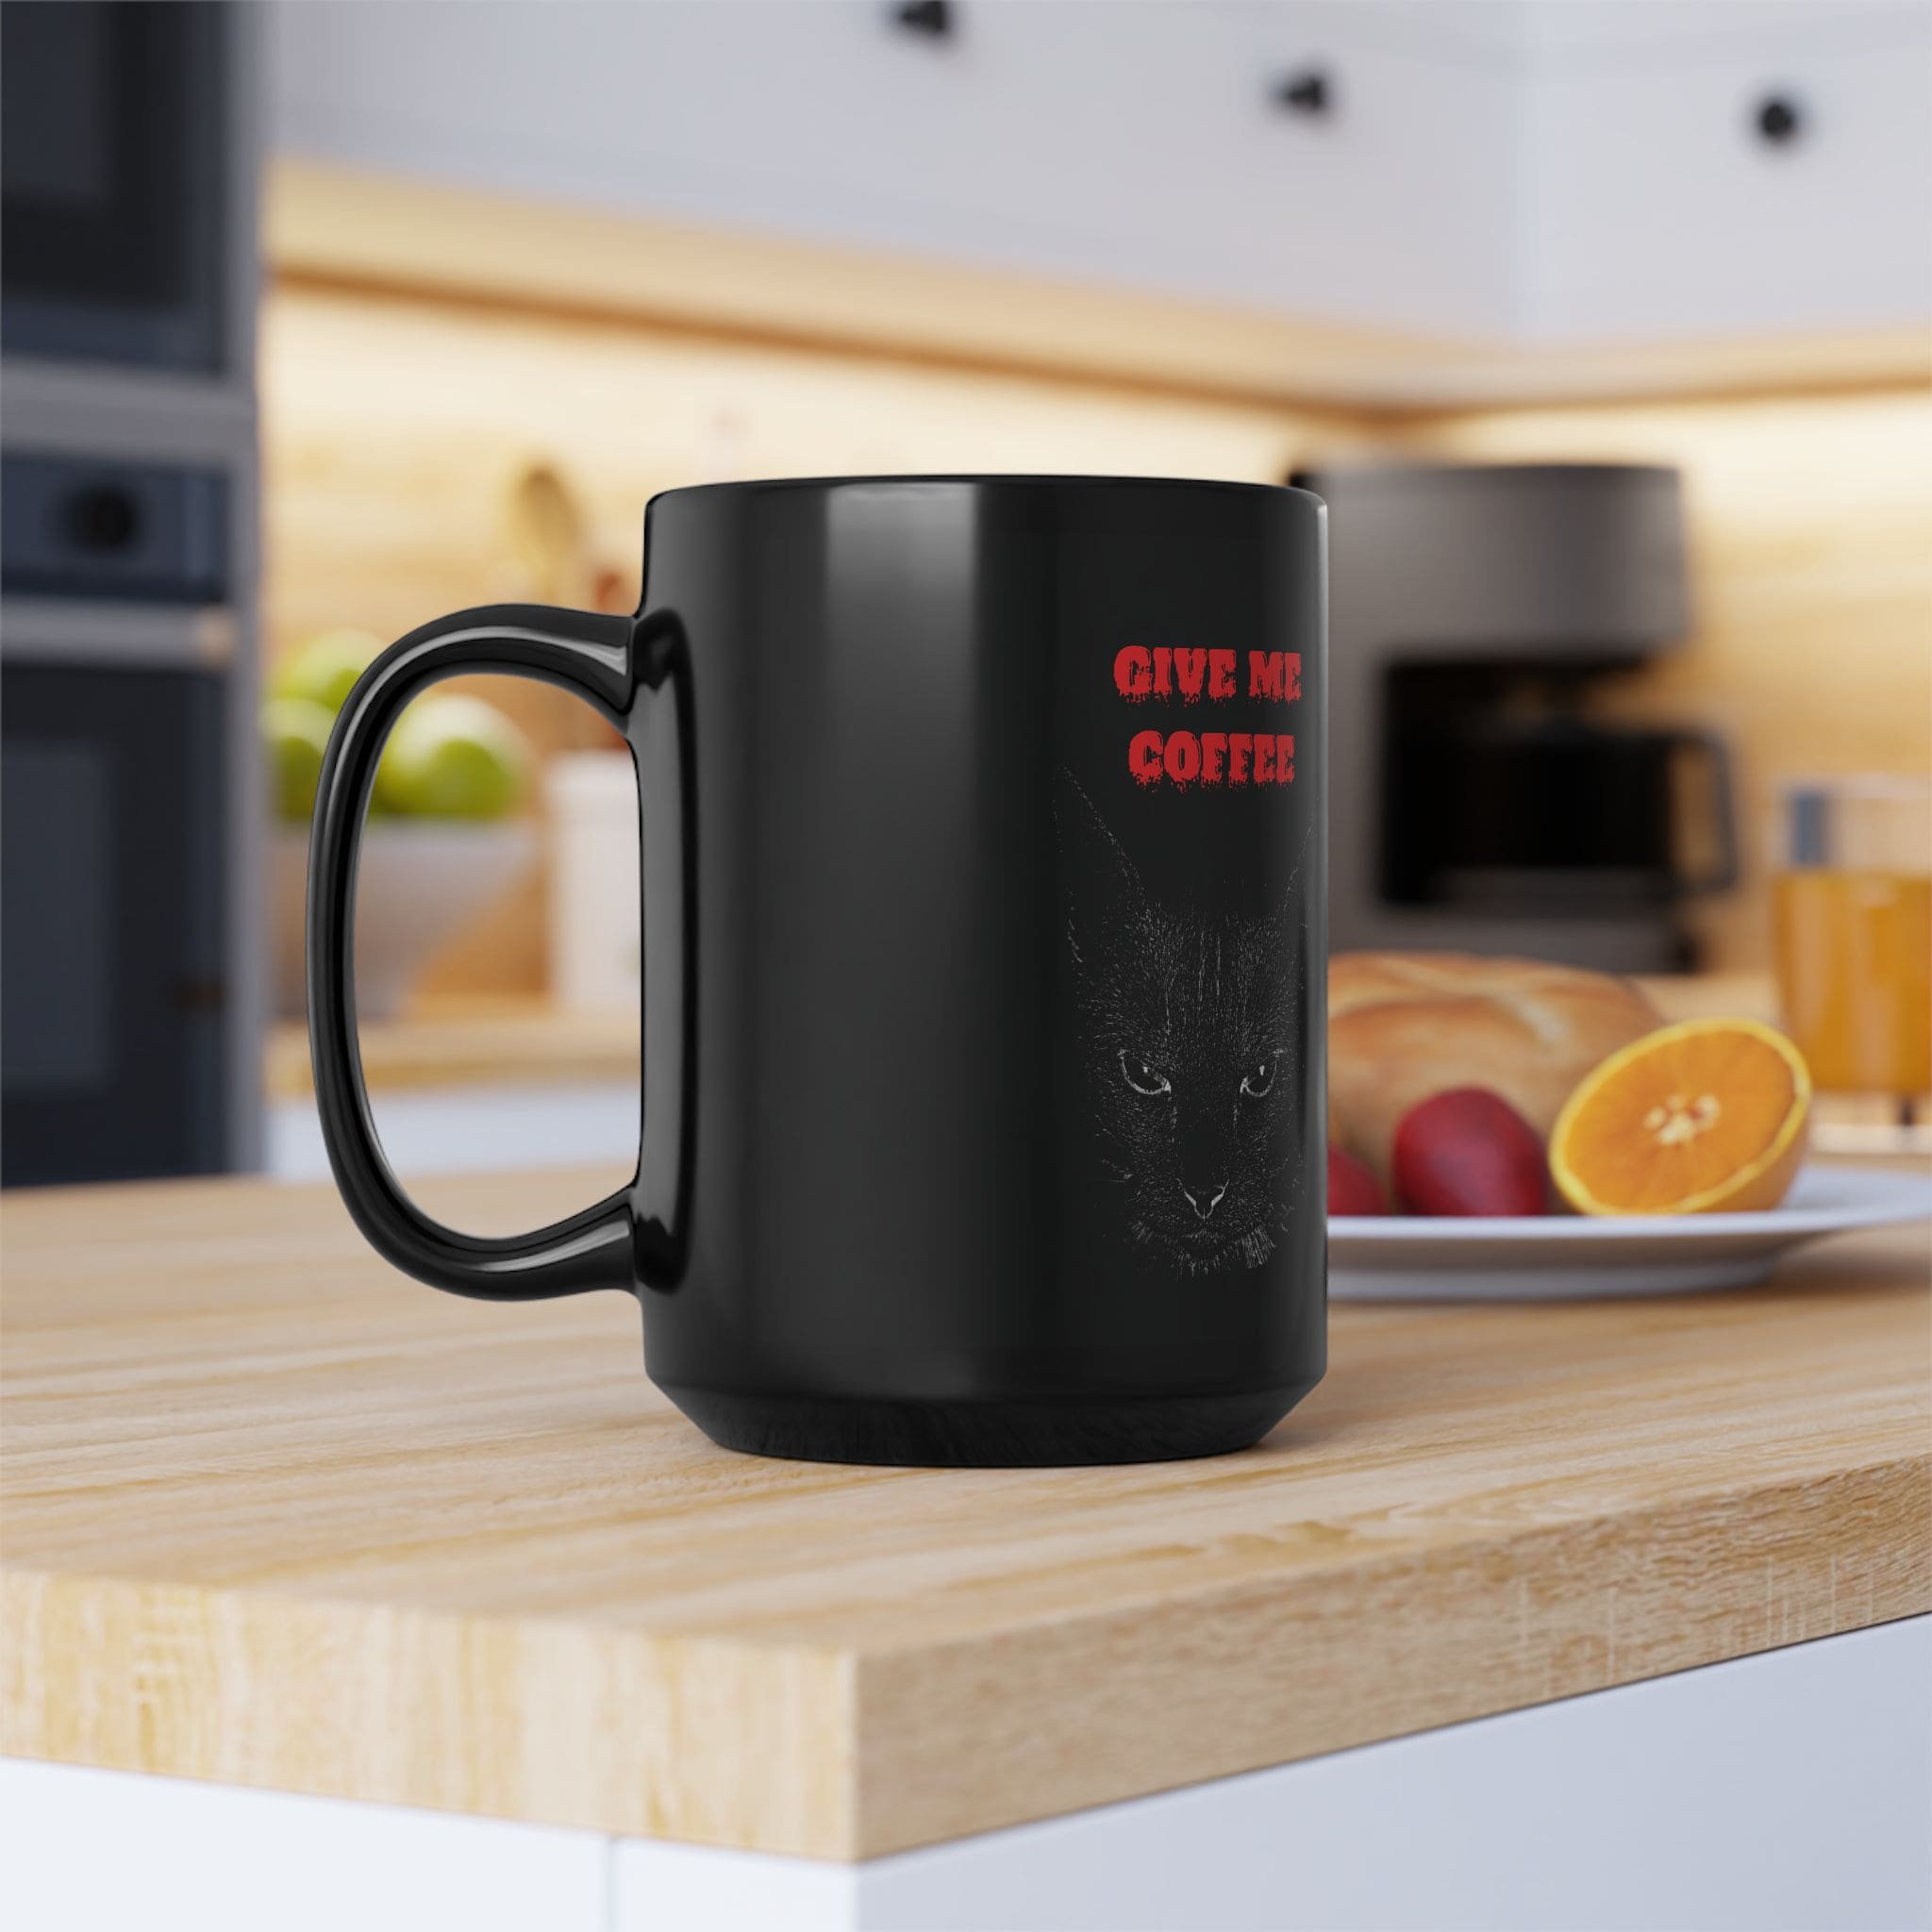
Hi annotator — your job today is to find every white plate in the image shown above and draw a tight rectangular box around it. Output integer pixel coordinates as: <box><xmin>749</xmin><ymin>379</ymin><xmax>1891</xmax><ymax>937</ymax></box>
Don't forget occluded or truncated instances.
<box><xmin>1330</xmin><ymin>1164</ymin><xmax>1931</xmax><ymax>1302</ymax></box>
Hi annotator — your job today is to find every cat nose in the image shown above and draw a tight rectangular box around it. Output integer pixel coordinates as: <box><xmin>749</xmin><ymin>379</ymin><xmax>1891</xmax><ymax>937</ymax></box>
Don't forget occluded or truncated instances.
<box><xmin>1181</xmin><ymin>1180</ymin><xmax>1228</xmax><ymax>1222</ymax></box>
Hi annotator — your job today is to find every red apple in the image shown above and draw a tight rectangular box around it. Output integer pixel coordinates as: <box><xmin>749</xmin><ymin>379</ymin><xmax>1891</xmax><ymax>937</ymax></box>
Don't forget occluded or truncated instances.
<box><xmin>1392</xmin><ymin>1088</ymin><xmax>1546</xmax><ymax>1217</ymax></box>
<box><xmin>1327</xmin><ymin>1145</ymin><xmax>1388</xmax><ymax>1216</ymax></box>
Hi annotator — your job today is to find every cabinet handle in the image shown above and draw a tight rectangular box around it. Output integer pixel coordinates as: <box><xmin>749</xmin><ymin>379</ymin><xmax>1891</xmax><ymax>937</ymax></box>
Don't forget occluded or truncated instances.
<box><xmin>1754</xmin><ymin>92</ymin><xmax>1804</xmax><ymax>146</ymax></box>
<box><xmin>1274</xmin><ymin>68</ymin><xmax>1333</xmax><ymax>118</ymax></box>
<box><xmin>891</xmin><ymin>0</ymin><xmax>952</xmax><ymax>38</ymax></box>
<box><xmin>169</xmin><ymin>975</ymin><xmax>225</xmax><ymax>1016</ymax></box>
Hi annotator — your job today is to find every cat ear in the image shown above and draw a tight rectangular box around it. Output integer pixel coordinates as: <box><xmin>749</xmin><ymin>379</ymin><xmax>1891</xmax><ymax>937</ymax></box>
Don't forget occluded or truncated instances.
<box><xmin>1263</xmin><ymin>820</ymin><xmax>1319</xmax><ymax>957</ymax></box>
<box><xmin>1056</xmin><ymin>771</ymin><xmax>1149</xmax><ymax>966</ymax></box>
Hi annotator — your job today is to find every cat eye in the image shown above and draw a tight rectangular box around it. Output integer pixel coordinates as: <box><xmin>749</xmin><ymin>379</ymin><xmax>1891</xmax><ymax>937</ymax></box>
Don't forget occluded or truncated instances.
<box><xmin>1241</xmin><ymin>1054</ymin><xmax>1278</xmax><ymax>1099</ymax></box>
<box><xmin>1119</xmin><ymin>1052</ymin><xmax>1171</xmax><ymax>1097</ymax></box>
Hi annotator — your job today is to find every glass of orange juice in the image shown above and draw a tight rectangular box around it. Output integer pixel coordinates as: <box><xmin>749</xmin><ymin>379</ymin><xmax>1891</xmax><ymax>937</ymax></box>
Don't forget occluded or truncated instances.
<box><xmin>1773</xmin><ymin>778</ymin><xmax>1931</xmax><ymax>1134</ymax></box>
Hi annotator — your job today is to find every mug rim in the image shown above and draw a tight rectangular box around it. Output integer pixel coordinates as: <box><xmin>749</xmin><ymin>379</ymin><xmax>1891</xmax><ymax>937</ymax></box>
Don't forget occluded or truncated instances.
<box><xmin>647</xmin><ymin>473</ymin><xmax>1323</xmax><ymax>508</ymax></box>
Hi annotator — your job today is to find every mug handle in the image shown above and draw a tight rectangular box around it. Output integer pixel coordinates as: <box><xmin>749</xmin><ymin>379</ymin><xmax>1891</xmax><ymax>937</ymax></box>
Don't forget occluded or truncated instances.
<box><xmin>308</xmin><ymin>604</ymin><xmax>677</xmax><ymax>1301</ymax></box>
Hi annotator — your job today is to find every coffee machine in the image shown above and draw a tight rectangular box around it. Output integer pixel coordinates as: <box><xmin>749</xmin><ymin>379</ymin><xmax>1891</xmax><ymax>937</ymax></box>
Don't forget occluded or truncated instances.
<box><xmin>1295</xmin><ymin>462</ymin><xmax>1733</xmax><ymax>974</ymax></box>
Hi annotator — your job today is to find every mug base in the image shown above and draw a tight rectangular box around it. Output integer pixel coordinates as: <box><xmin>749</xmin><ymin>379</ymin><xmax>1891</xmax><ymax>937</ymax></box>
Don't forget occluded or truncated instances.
<box><xmin>661</xmin><ymin>1382</ymin><xmax>1319</xmax><ymax>1468</ymax></box>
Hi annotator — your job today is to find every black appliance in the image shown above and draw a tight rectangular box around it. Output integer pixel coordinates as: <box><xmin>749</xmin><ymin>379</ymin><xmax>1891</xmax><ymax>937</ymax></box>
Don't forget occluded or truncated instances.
<box><xmin>1297</xmin><ymin>462</ymin><xmax>1731</xmax><ymax>973</ymax></box>
<box><xmin>1382</xmin><ymin>673</ymin><xmax>1736</xmax><ymax>919</ymax></box>
<box><xmin>1</xmin><ymin>0</ymin><xmax>259</xmax><ymax>1186</ymax></box>
<box><xmin>2</xmin><ymin>452</ymin><xmax>238</xmax><ymax>1184</ymax></box>
<box><xmin>1</xmin><ymin>0</ymin><xmax>229</xmax><ymax>370</ymax></box>
<box><xmin>2</xmin><ymin>660</ymin><xmax>229</xmax><ymax>1184</ymax></box>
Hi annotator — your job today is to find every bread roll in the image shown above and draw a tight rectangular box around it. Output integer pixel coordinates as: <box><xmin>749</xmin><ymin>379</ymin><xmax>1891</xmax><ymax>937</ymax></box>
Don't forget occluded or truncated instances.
<box><xmin>1328</xmin><ymin>953</ymin><xmax>1660</xmax><ymax>1183</ymax></box>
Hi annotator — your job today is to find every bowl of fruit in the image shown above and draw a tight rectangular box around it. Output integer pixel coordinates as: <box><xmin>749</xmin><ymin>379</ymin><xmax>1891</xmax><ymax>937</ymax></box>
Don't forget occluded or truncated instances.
<box><xmin>266</xmin><ymin>631</ymin><xmax>538</xmax><ymax>1020</ymax></box>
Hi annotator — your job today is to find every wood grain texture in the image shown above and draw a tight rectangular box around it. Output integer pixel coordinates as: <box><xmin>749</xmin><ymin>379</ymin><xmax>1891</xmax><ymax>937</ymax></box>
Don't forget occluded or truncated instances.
<box><xmin>3</xmin><ymin>1171</ymin><xmax>1926</xmax><ymax>1857</ymax></box>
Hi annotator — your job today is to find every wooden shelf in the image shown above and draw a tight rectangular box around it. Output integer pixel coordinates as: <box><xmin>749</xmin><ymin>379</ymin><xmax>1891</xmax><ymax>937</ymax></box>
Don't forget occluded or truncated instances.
<box><xmin>266</xmin><ymin>999</ymin><xmax>639</xmax><ymax>1098</ymax></box>
<box><xmin>267</xmin><ymin>161</ymin><xmax>1932</xmax><ymax>414</ymax></box>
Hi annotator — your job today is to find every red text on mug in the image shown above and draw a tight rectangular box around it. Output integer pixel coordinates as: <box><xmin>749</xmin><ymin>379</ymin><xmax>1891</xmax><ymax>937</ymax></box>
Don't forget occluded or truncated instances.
<box><xmin>1112</xmin><ymin>647</ymin><xmax>1301</xmax><ymax>789</ymax></box>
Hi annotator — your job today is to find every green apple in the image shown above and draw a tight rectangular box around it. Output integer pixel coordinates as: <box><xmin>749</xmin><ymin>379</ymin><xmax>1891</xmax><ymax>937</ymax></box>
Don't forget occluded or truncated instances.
<box><xmin>262</xmin><ymin>697</ymin><xmax>335</xmax><ymax>823</ymax></box>
<box><xmin>373</xmin><ymin>694</ymin><xmax>529</xmax><ymax>819</ymax></box>
<box><xmin>272</xmin><ymin>629</ymin><xmax>381</xmax><ymax>715</ymax></box>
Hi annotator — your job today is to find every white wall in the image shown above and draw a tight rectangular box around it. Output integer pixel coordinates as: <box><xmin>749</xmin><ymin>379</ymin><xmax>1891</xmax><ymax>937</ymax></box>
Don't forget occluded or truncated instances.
<box><xmin>1518</xmin><ymin>0</ymin><xmax>1932</xmax><ymax>340</ymax></box>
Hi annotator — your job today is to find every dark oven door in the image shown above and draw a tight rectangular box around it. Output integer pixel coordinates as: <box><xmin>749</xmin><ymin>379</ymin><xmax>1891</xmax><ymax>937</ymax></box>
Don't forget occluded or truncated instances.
<box><xmin>0</xmin><ymin>0</ymin><xmax>227</xmax><ymax>370</ymax></box>
<box><xmin>2</xmin><ymin>664</ymin><xmax>229</xmax><ymax>1184</ymax></box>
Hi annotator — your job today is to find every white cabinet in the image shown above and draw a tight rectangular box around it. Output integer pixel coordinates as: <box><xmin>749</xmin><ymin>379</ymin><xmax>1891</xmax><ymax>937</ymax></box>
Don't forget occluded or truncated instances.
<box><xmin>0</xmin><ymin>1760</ymin><xmax>609</xmax><ymax>1932</ymax></box>
<box><xmin>1524</xmin><ymin>6</ymin><xmax>1932</xmax><ymax>340</ymax></box>
<box><xmin>266</xmin><ymin>0</ymin><xmax>1931</xmax><ymax>347</ymax></box>
<box><xmin>265</xmin><ymin>0</ymin><xmax>1515</xmax><ymax>336</ymax></box>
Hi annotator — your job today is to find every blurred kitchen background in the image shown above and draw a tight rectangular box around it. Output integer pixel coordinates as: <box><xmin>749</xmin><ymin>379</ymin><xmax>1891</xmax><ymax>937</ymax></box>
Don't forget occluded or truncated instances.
<box><xmin>4</xmin><ymin>0</ymin><xmax>1929</xmax><ymax>1197</ymax></box>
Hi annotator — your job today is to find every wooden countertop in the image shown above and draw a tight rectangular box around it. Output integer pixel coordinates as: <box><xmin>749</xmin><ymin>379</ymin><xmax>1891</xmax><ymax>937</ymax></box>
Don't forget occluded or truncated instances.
<box><xmin>3</xmin><ymin>1170</ymin><xmax>1926</xmax><ymax>1860</ymax></box>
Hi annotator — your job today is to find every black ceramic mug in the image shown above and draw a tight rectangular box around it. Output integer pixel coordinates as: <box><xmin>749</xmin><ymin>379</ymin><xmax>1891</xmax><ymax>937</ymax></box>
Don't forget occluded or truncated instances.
<box><xmin>308</xmin><ymin>475</ymin><xmax>1327</xmax><ymax>1466</ymax></box>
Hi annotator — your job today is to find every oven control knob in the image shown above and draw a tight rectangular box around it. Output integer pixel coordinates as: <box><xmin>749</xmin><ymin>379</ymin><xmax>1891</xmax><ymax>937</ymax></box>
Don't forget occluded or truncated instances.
<box><xmin>66</xmin><ymin>484</ymin><xmax>141</xmax><ymax>553</ymax></box>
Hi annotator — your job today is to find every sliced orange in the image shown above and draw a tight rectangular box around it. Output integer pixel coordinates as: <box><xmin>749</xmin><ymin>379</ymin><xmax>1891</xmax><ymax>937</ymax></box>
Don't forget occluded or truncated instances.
<box><xmin>1549</xmin><ymin>1018</ymin><xmax>1811</xmax><ymax>1217</ymax></box>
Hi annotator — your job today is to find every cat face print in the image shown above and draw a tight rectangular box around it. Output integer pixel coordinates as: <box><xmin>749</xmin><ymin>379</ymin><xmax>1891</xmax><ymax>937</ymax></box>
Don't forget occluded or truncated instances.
<box><xmin>1058</xmin><ymin>776</ymin><xmax>1304</xmax><ymax>1277</ymax></box>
